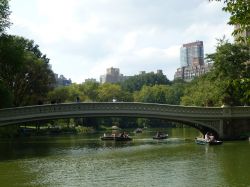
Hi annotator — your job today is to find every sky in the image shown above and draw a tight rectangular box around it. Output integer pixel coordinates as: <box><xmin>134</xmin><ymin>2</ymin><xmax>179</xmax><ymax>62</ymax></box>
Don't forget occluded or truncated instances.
<box><xmin>8</xmin><ymin>0</ymin><xmax>234</xmax><ymax>83</ymax></box>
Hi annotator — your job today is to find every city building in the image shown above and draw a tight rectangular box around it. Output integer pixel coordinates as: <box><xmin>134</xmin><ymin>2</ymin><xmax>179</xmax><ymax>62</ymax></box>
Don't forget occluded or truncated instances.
<box><xmin>175</xmin><ymin>41</ymin><xmax>212</xmax><ymax>81</ymax></box>
<box><xmin>139</xmin><ymin>70</ymin><xmax>163</xmax><ymax>75</ymax></box>
<box><xmin>100</xmin><ymin>67</ymin><xmax>124</xmax><ymax>84</ymax></box>
<box><xmin>84</xmin><ymin>78</ymin><xmax>97</xmax><ymax>83</ymax></box>
<box><xmin>54</xmin><ymin>74</ymin><xmax>72</xmax><ymax>86</ymax></box>
<box><xmin>156</xmin><ymin>69</ymin><xmax>163</xmax><ymax>74</ymax></box>
<box><xmin>174</xmin><ymin>63</ymin><xmax>213</xmax><ymax>82</ymax></box>
<box><xmin>180</xmin><ymin>41</ymin><xmax>204</xmax><ymax>67</ymax></box>
<box><xmin>139</xmin><ymin>71</ymin><xmax>146</xmax><ymax>75</ymax></box>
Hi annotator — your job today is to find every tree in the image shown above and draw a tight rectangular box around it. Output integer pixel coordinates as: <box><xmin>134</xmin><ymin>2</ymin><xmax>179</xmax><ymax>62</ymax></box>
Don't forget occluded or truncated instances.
<box><xmin>206</xmin><ymin>41</ymin><xmax>250</xmax><ymax>105</ymax></box>
<box><xmin>97</xmin><ymin>83</ymin><xmax>133</xmax><ymax>102</ymax></box>
<box><xmin>0</xmin><ymin>80</ymin><xmax>12</xmax><ymax>108</ymax></box>
<box><xmin>121</xmin><ymin>72</ymin><xmax>170</xmax><ymax>92</ymax></box>
<box><xmin>207</xmin><ymin>41</ymin><xmax>250</xmax><ymax>80</ymax></box>
<box><xmin>13</xmin><ymin>53</ymin><xmax>55</xmax><ymax>105</ymax></box>
<box><xmin>79</xmin><ymin>81</ymin><xmax>100</xmax><ymax>101</ymax></box>
<box><xmin>47</xmin><ymin>86</ymin><xmax>70</xmax><ymax>104</ymax></box>
<box><xmin>0</xmin><ymin>0</ymin><xmax>11</xmax><ymax>33</ymax></box>
<box><xmin>165</xmin><ymin>82</ymin><xmax>186</xmax><ymax>105</ymax></box>
<box><xmin>134</xmin><ymin>85</ymin><xmax>169</xmax><ymax>104</ymax></box>
<box><xmin>180</xmin><ymin>76</ymin><xmax>223</xmax><ymax>106</ymax></box>
<box><xmin>0</xmin><ymin>34</ymin><xmax>25</xmax><ymax>87</ymax></box>
<box><xmin>134</xmin><ymin>86</ymin><xmax>156</xmax><ymax>103</ymax></box>
<box><xmin>0</xmin><ymin>35</ymin><xmax>55</xmax><ymax>106</ymax></box>
<box><xmin>210</xmin><ymin>0</ymin><xmax>250</xmax><ymax>44</ymax></box>
<box><xmin>181</xmin><ymin>40</ymin><xmax>250</xmax><ymax>107</ymax></box>
<box><xmin>65</xmin><ymin>83</ymin><xmax>82</xmax><ymax>102</ymax></box>
<box><xmin>231</xmin><ymin>78</ymin><xmax>250</xmax><ymax>105</ymax></box>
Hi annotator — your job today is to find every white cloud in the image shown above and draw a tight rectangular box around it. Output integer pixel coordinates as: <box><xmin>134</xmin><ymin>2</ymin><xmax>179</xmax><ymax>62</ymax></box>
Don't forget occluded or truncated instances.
<box><xmin>118</xmin><ymin>32</ymin><xmax>138</xmax><ymax>53</ymax></box>
<box><xmin>8</xmin><ymin>0</ymin><xmax>233</xmax><ymax>83</ymax></box>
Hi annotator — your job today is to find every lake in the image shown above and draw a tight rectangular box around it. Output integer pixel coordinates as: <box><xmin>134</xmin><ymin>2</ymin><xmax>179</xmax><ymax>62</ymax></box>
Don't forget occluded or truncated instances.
<box><xmin>0</xmin><ymin>128</ymin><xmax>249</xmax><ymax>187</ymax></box>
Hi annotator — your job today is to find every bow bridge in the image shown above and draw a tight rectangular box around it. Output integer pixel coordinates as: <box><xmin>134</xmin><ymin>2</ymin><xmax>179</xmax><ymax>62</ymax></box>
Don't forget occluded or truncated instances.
<box><xmin>0</xmin><ymin>102</ymin><xmax>249</xmax><ymax>140</ymax></box>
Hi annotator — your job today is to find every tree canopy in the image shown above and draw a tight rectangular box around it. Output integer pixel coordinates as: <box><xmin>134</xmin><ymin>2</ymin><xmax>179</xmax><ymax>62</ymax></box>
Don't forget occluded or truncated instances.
<box><xmin>207</xmin><ymin>40</ymin><xmax>250</xmax><ymax>105</ymax></box>
<box><xmin>210</xmin><ymin>0</ymin><xmax>250</xmax><ymax>44</ymax></box>
<box><xmin>0</xmin><ymin>0</ymin><xmax>11</xmax><ymax>33</ymax></box>
<box><xmin>121</xmin><ymin>72</ymin><xmax>170</xmax><ymax>92</ymax></box>
<box><xmin>0</xmin><ymin>35</ymin><xmax>55</xmax><ymax>107</ymax></box>
<box><xmin>181</xmin><ymin>40</ymin><xmax>250</xmax><ymax>106</ymax></box>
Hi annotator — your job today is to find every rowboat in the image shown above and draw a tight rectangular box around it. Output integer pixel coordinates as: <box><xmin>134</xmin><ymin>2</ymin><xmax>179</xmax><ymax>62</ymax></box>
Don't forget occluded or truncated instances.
<box><xmin>153</xmin><ymin>133</ymin><xmax>168</xmax><ymax>140</ymax></box>
<box><xmin>100</xmin><ymin>134</ymin><xmax>132</xmax><ymax>141</ymax></box>
<box><xmin>134</xmin><ymin>128</ymin><xmax>143</xmax><ymax>133</ymax></box>
<box><xmin>195</xmin><ymin>138</ymin><xmax>223</xmax><ymax>145</ymax></box>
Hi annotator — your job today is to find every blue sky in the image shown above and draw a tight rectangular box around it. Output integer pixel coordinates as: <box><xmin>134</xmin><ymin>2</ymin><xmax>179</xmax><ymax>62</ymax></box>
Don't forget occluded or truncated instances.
<box><xmin>8</xmin><ymin>0</ymin><xmax>233</xmax><ymax>83</ymax></box>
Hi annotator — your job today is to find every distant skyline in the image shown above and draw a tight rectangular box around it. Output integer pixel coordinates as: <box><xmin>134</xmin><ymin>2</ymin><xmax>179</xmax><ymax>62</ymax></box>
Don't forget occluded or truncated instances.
<box><xmin>8</xmin><ymin>0</ymin><xmax>233</xmax><ymax>83</ymax></box>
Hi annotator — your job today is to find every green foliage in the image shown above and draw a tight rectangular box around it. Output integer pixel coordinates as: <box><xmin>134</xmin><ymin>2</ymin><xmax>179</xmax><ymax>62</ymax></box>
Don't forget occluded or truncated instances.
<box><xmin>165</xmin><ymin>82</ymin><xmax>186</xmax><ymax>105</ymax></box>
<box><xmin>134</xmin><ymin>84</ymin><xmax>185</xmax><ymax>105</ymax></box>
<box><xmin>206</xmin><ymin>41</ymin><xmax>250</xmax><ymax>105</ymax></box>
<box><xmin>79</xmin><ymin>81</ymin><xmax>99</xmax><ymax>101</ymax></box>
<box><xmin>180</xmin><ymin>76</ymin><xmax>223</xmax><ymax>106</ymax></box>
<box><xmin>15</xmin><ymin>54</ymin><xmax>55</xmax><ymax>106</ymax></box>
<box><xmin>0</xmin><ymin>80</ymin><xmax>12</xmax><ymax>108</ymax></box>
<box><xmin>47</xmin><ymin>77</ymin><xmax>185</xmax><ymax>107</ymax></box>
<box><xmin>134</xmin><ymin>85</ymin><xmax>169</xmax><ymax>103</ymax></box>
<box><xmin>48</xmin><ymin>86</ymin><xmax>70</xmax><ymax>103</ymax></box>
<box><xmin>207</xmin><ymin>42</ymin><xmax>250</xmax><ymax>80</ymax></box>
<box><xmin>97</xmin><ymin>83</ymin><xmax>133</xmax><ymax>102</ymax></box>
<box><xmin>0</xmin><ymin>34</ymin><xmax>25</xmax><ymax>87</ymax></box>
<box><xmin>121</xmin><ymin>72</ymin><xmax>170</xmax><ymax>92</ymax></box>
<box><xmin>0</xmin><ymin>35</ymin><xmax>55</xmax><ymax>106</ymax></box>
<box><xmin>66</xmin><ymin>83</ymin><xmax>86</xmax><ymax>102</ymax></box>
<box><xmin>210</xmin><ymin>0</ymin><xmax>250</xmax><ymax>44</ymax></box>
<box><xmin>223</xmin><ymin>0</ymin><xmax>250</xmax><ymax>44</ymax></box>
<box><xmin>182</xmin><ymin>40</ymin><xmax>250</xmax><ymax>106</ymax></box>
<box><xmin>0</xmin><ymin>0</ymin><xmax>11</xmax><ymax>33</ymax></box>
<box><xmin>231</xmin><ymin>78</ymin><xmax>250</xmax><ymax>105</ymax></box>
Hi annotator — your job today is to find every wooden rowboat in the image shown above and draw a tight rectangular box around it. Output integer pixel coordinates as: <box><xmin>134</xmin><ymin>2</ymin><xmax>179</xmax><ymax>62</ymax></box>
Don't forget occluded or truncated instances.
<box><xmin>100</xmin><ymin>135</ymin><xmax>132</xmax><ymax>141</ymax></box>
<box><xmin>153</xmin><ymin>134</ymin><xmax>168</xmax><ymax>140</ymax></box>
<box><xmin>195</xmin><ymin>138</ymin><xmax>223</xmax><ymax>145</ymax></box>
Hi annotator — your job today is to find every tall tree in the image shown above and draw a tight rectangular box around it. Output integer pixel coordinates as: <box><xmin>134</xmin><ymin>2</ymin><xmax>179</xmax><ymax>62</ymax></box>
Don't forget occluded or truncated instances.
<box><xmin>181</xmin><ymin>76</ymin><xmax>223</xmax><ymax>106</ymax></box>
<box><xmin>121</xmin><ymin>72</ymin><xmax>170</xmax><ymax>92</ymax></box>
<box><xmin>0</xmin><ymin>80</ymin><xmax>12</xmax><ymax>108</ymax></box>
<box><xmin>0</xmin><ymin>0</ymin><xmax>11</xmax><ymax>33</ymax></box>
<box><xmin>210</xmin><ymin>0</ymin><xmax>250</xmax><ymax>44</ymax></box>
<box><xmin>0</xmin><ymin>35</ymin><xmax>55</xmax><ymax>106</ymax></box>
<box><xmin>206</xmin><ymin>41</ymin><xmax>250</xmax><ymax>105</ymax></box>
<box><xmin>134</xmin><ymin>85</ymin><xmax>170</xmax><ymax>104</ymax></box>
<box><xmin>207</xmin><ymin>41</ymin><xmax>250</xmax><ymax>80</ymax></box>
<box><xmin>47</xmin><ymin>86</ymin><xmax>70</xmax><ymax>104</ymax></box>
<box><xmin>165</xmin><ymin>82</ymin><xmax>186</xmax><ymax>105</ymax></box>
<box><xmin>97</xmin><ymin>83</ymin><xmax>133</xmax><ymax>102</ymax></box>
<box><xmin>79</xmin><ymin>81</ymin><xmax>100</xmax><ymax>101</ymax></box>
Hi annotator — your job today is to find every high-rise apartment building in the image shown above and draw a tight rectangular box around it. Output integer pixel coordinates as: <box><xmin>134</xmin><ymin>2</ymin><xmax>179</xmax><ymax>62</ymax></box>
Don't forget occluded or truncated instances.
<box><xmin>100</xmin><ymin>67</ymin><xmax>124</xmax><ymax>84</ymax></box>
<box><xmin>175</xmin><ymin>41</ymin><xmax>212</xmax><ymax>81</ymax></box>
<box><xmin>180</xmin><ymin>41</ymin><xmax>204</xmax><ymax>67</ymax></box>
<box><xmin>54</xmin><ymin>74</ymin><xmax>72</xmax><ymax>86</ymax></box>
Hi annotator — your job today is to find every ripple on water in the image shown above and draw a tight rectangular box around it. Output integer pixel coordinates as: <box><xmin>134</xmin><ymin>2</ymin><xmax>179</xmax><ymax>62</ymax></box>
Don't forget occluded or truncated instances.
<box><xmin>2</xmin><ymin>138</ymin><xmax>249</xmax><ymax>187</ymax></box>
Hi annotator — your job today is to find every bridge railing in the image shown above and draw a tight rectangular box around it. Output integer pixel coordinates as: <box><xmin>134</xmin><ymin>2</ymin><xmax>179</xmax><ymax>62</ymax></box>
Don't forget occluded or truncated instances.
<box><xmin>1</xmin><ymin>102</ymin><xmax>249</xmax><ymax>122</ymax></box>
<box><xmin>230</xmin><ymin>106</ymin><xmax>250</xmax><ymax>117</ymax></box>
<box><xmin>0</xmin><ymin>102</ymin><xmax>225</xmax><ymax>119</ymax></box>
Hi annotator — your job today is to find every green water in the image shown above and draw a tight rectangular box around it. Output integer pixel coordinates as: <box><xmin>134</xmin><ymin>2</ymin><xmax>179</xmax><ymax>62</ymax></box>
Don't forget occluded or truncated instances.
<box><xmin>0</xmin><ymin>128</ymin><xmax>250</xmax><ymax>187</ymax></box>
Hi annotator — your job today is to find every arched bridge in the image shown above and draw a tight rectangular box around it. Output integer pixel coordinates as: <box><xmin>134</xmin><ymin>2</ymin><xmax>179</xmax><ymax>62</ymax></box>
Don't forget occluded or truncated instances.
<box><xmin>0</xmin><ymin>102</ymin><xmax>249</xmax><ymax>140</ymax></box>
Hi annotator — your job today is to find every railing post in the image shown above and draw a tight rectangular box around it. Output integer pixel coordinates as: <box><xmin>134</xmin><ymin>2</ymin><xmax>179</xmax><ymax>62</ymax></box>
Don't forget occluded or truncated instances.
<box><xmin>221</xmin><ymin>105</ymin><xmax>232</xmax><ymax>118</ymax></box>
